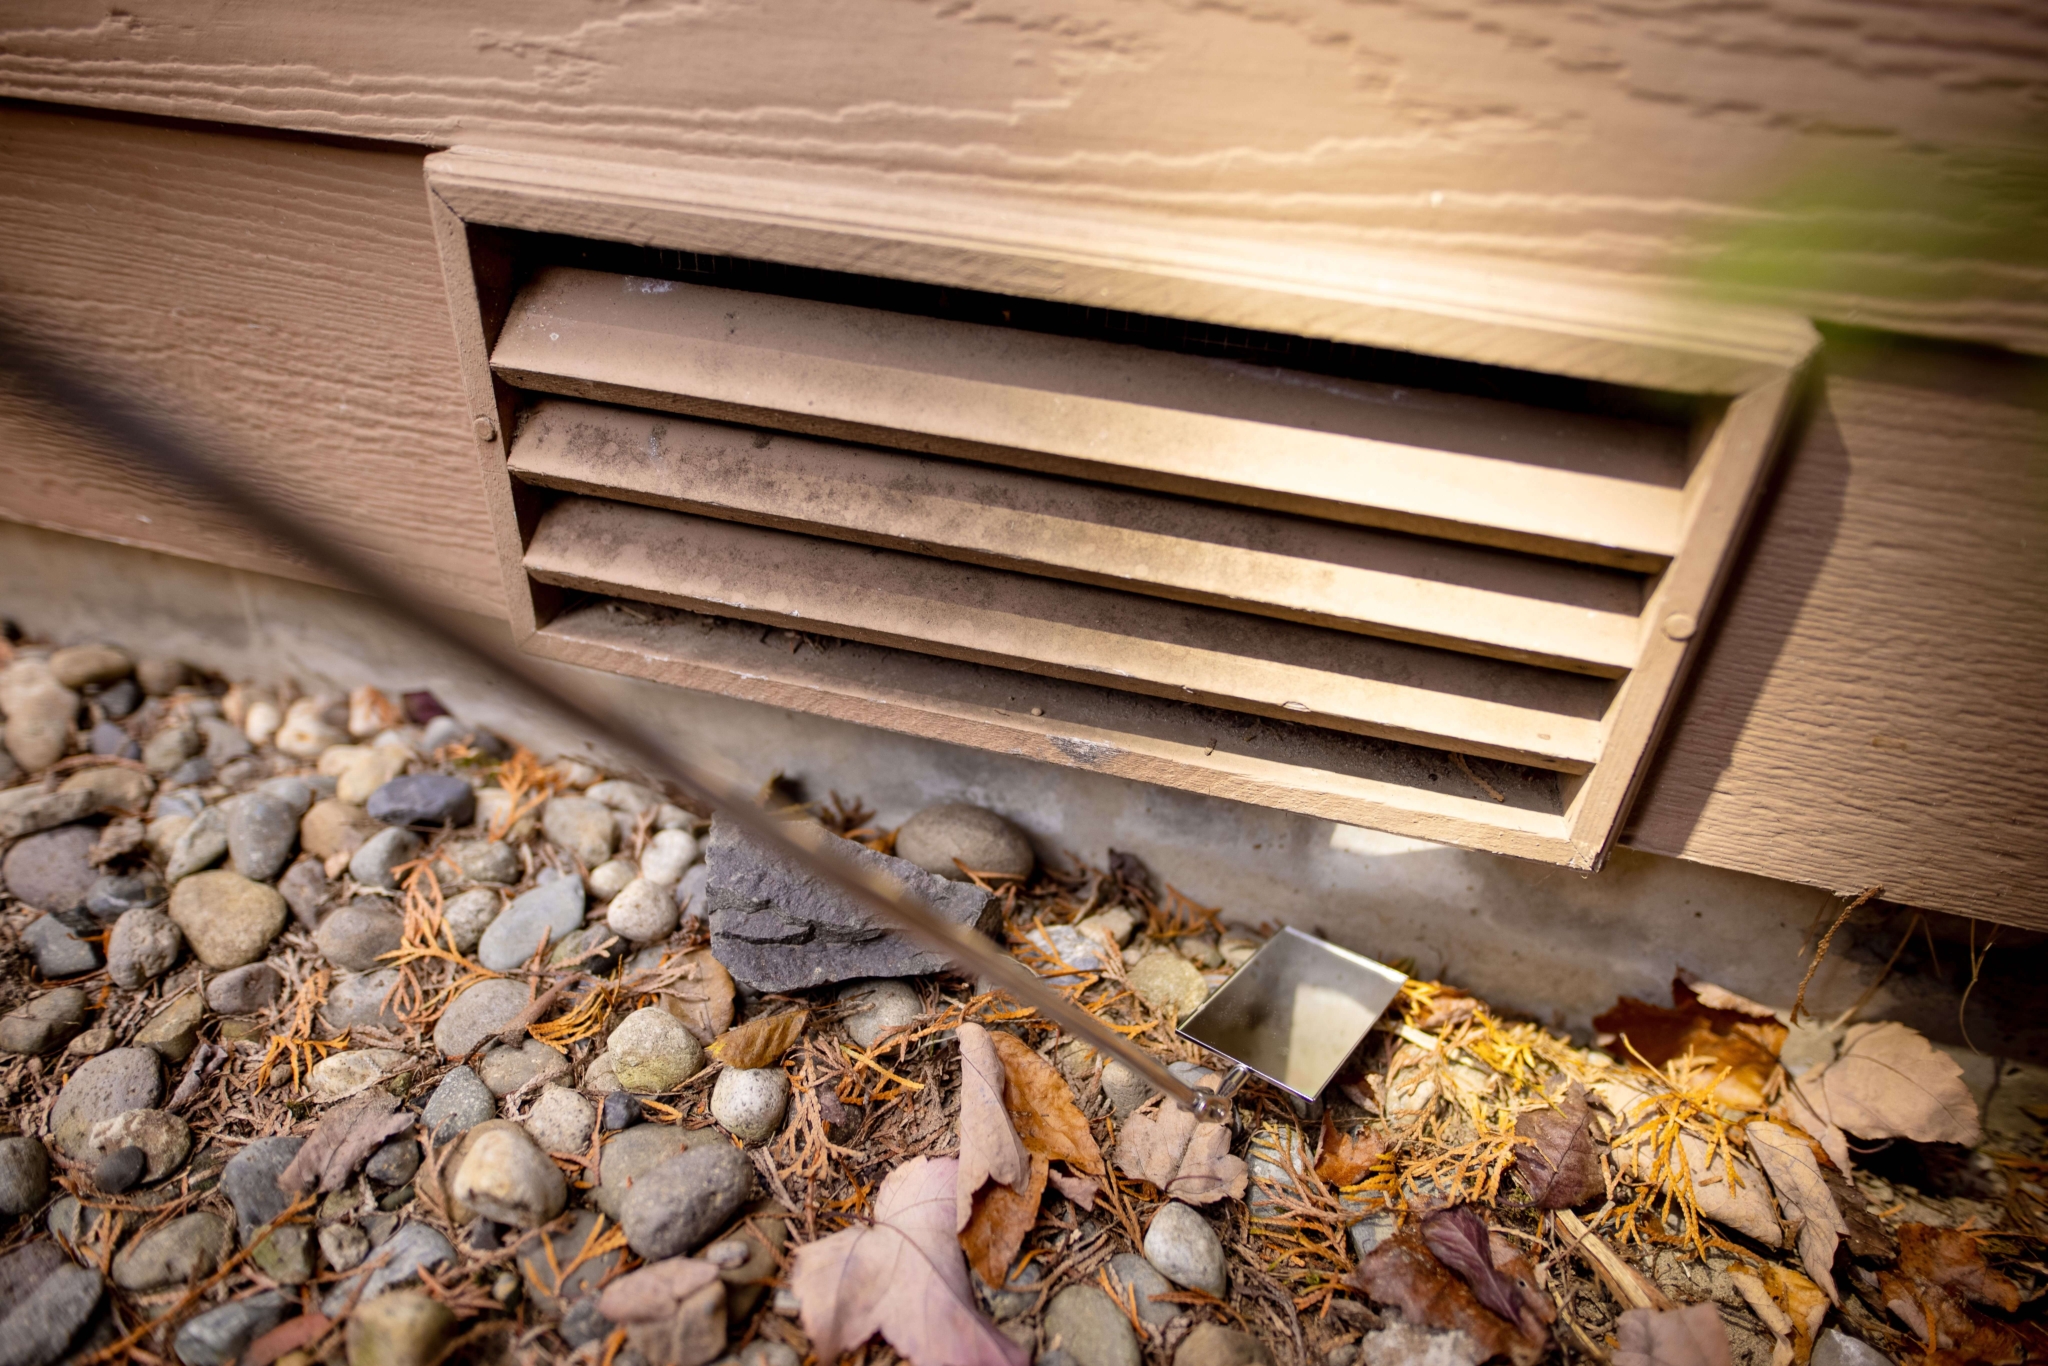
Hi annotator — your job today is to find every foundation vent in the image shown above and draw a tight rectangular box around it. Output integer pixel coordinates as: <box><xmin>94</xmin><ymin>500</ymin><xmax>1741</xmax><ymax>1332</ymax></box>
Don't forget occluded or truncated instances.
<box><xmin>428</xmin><ymin>150</ymin><xmax>1814</xmax><ymax>866</ymax></box>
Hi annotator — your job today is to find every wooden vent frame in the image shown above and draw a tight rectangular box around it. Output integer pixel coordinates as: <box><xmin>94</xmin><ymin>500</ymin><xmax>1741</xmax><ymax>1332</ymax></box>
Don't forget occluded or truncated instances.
<box><xmin>426</xmin><ymin>148</ymin><xmax>1817</xmax><ymax>869</ymax></box>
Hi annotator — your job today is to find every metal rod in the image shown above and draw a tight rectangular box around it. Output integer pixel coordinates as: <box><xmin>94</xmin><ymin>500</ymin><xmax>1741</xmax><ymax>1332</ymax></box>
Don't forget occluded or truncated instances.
<box><xmin>0</xmin><ymin>310</ymin><xmax>1218</xmax><ymax>1121</ymax></box>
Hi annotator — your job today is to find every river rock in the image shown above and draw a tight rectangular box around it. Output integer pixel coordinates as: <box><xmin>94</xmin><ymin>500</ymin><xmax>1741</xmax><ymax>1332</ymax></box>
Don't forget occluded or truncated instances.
<box><xmin>1100</xmin><ymin>1058</ymin><xmax>1156</xmax><ymax>1118</ymax></box>
<box><xmin>57</xmin><ymin>764</ymin><xmax>153</xmax><ymax>814</ymax></box>
<box><xmin>107</xmin><ymin>907</ymin><xmax>182</xmax><ymax>987</ymax></box>
<box><xmin>133</xmin><ymin>989</ymin><xmax>206</xmax><ymax>1062</ymax></box>
<box><xmin>609</xmin><ymin>1008</ymin><xmax>704</xmax><ymax>1093</ymax></box>
<box><xmin>323</xmin><ymin>968</ymin><xmax>405</xmax><ymax>1031</ymax></box>
<box><xmin>94</xmin><ymin>1145</ymin><xmax>147</xmax><ymax>1194</ymax></box>
<box><xmin>167</xmin><ymin>869</ymin><xmax>284</xmax><ymax>969</ymax></box>
<box><xmin>478</xmin><ymin>875</ymin><xmax>585</xmax><ymax>971</ymax></box>
<box><xmin>705</xmin><ymin>817</ymin><xmax>998</xmax><ymax>992</ymax></box>
<box><xmin>347</xmin><ymin>1288</ymin><xmax>453</xmax><ymax>1366</ymax></box>
<box><xmin>1</xmin><ymin>662</ymin><xmax>77</xmax><ymax>772</ymax></box>
<box><xmin>0</xmin><ymin>988</ymin><xmax>87</xmax><ymax>1056</ymax></box>
<box><xmin>524</xmin><ymin>1085</ymin><xmax>596</xmax><ymax>1154</ymax></box>
<box><xmin>710</xmin><ymin>1068</ymin><xmax>788</xmax><ymax>1144</ymax></box>
<box><xmin>893</xmin><ymin>803</ymin><xmax>1035</xmax><ymax>883</ymax></box>
<box><xmin>48</xmin><ymin>644</ymin><xmax>130</xmax><ymax>689</ymax></box>
<box><xmin>165</xmin><ymin>803</ymin><xmax>230</xmax><ymax>881</ymax></box>
<box><xmin>368</xmin><ymin>773</ymin><xmax>475</xmax><ymax>828</ymax></box>
<box><xmin>367</xmin><ymin>1136</ymin><xmax>421</xmax><ymax>1188</ymax></box>
<box><xmin>1106</xmin><ymin>1252</ymin><xmax>1178</xmax><ymax>1329</ymax></box>
<box><xmin>607</xmin><ymin>877</ymin><xmax>679</xmax><ymax>943</ymax></box>
<box><xmin>586</xmin><ymin>779</ymin><xmax>660</xmax><ymax>817</ymax></box>
<box><xmin>22</xmin><ymin>915</ymin><xmax>99</xmax><ymax>977</ymax></box>
<box><xmin>98</xmin><ymin>676</ymin><xmax>143</xmax><ymax>720</ymax></box>
<box><xmin>588</xmin><ymin>858</ymin><xmax>638</xmax><ymax>903</ymax></box>
<box><xmin>306</xmin><ymin>1048</ymin><xmax>410</xmax><ymax>1102</ymax></box>
<box><xmin>593</xmin><ymin>1122</ymin><xmax>702</xmax><ymax>1221</ymax></box>
<box><xmin>0</xmin><ymin>1136</ymin><xmax>50</xmax><ymax>1215</ymax></box>
<box><xmin>222</xmin><ymin>1134</ymin><xmax>301</xmax><ymax>1238</ymax></box>
<box><xmin>111</xmin><ymin>1210</ymin><xmax>230</xmax><ymax>1291</ymax></box>
<box><xmin>476</xmin><ymin>1039</ymin><xmax>569</xmax><ymax>1096</ymax></box>
<box><xmin>199</xmin><ymin>716</ymin><xmax>252</xmax><ymax>766</ymax></box>
<box><xmin>449</xmin><ymin>1120</ymin><xmax>566</xmax><ymax>1228</ymax></box>
<box><xmin>604</xmin><ymin>1090</ymin><xmax>644</xmax><ymax>1131</ymax></box>
<box><xmin>618</xmin><ymin>1142</ymin><xmax>755</xmax><ymax>1260</ymax></box>
<box><xmin>86</xmin><ymin>870</ymin><xmax>163</xmax><ymax>920</ymax></box>
<box><xmin>543</xmin><ymin>795</ymin><xmax>619</xmax><ymax>867</ymax></box>
<box><xmin>1043</xmin><ymin>1283</ymin><xmax>1141</xmax><ymax>1366</ymax></box>
<box><xmin>434</xmin><ymin>977</ymin><xmax>530</xmax><ymax>1058</ymax></box>
<box><xmin>143</xmin><ymin>720</ymin><xmax>201</xmax><ymax>775</ymax></box>
<box><xmin>331</xmin><ymin>746</ymin><xmax>407</xmax><ymax>806</ymax></box>
<box><xmin>641</xmin><ymin>829</ymin><xmax>700</xmax><ymax>886</ymax></box>
<box><xmin>207</xmin><ymin>961</ymin><xmax>283</xmax><ymax>1014</ymax></box>
<box><xmin>442</xmin><ymin>888</ymin><xmax>500</xmax><ymax>953</ymax></box>
<box><xmin>302</xmin><ymin>798</ymin><xmax>381</xmax><ymax>861</ymax></box>
<box><xmin>88</xmin><ymin>720</ymin><xmax>138</xmax><ymax>758</ymax></box>
<box><xmin>86</xmin><ymin>1108</ymin><xmax>190</xmax><ymax>1182</ymax></box>
<box><xmin>349</xmin><ymin>827</ymin><xmax>422</xmax><ymax>891</ymax></box>
<box><xmin>315</xmin><ymin>899</ymin><xmax>405</xmax><ymax>972</ymax></box>
<box><xmin>1143</xmin><ymin>1202</ymin><xmax>1228</xmax><ymax>1298</ymax></box>
<box><xmin>0</xmin><ymin>787</ymin><xmax>97</xmax><ymax>841</ymax></box>
<box><xmin>274</xmin><ymin>697</ymin><xmax>347</xmax><ymax>759</ymax></box>
<box><xmin>474</xmin><ymin>788</ymin><xmax>537</xmax><ymax>844</ymax></box>
<box><xmin>448</xmin><ymin>840</ymin><xmax>518</xmax><ymax>885</ymax></box>
<box><xmin>1025</xmin><ymin>923</ymin><xmax>1110</xmax><ymax>986</ymax></box>
<box><xmin>320</xmin><ymin>1222</ymin><xmax>455</xmax><ymax>1316</ymax></box>
<box><xmin>836</xmin><ymin>979</ymin><xmax>924</xmax><ymax>1049</ymax></box>
<box><xmin>2</xmin><ymin>825</ymin><xmax>99</xmax><ymax>917</ymax></box>
<box><xmin>226</xmin><ymin>790</ymin><xmax>298</xmax><ymax>881</ymax></box>
<box><xmin>1129</xmin><ymin>952</ymin><xmax>1209</xmax><ymax>1022</ymax></box>
<box><xmin>277</xmin><ymin>855</ymin><xmax>332</xmax><ymax>927</ymax></box>
<box><xmin>50</xmin><ymin>1047</ymin><xmax>162</xmax><ymax>1158</ymax></box>
<box><xmin>422</xmin><ymin>1066</ymin><xmax>497</xmax><ymax>1144</ymax></box>
<box><xmin>172</xmin><ymin>1290</ymin><xmax>293</xmax><ymax>1366</ymax></box>
<box><xmin>0</xmin><ymin>1248</ymin><xmax>101</xmax><ymax>1366</ymax></box>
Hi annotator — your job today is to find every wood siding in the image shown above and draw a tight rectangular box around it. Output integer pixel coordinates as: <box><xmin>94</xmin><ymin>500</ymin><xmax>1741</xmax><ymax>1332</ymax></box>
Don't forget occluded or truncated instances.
<box><xmin>0</xmin><ymin>104</ymin><xmax>2040</xmax><ymax>924</ymax></box>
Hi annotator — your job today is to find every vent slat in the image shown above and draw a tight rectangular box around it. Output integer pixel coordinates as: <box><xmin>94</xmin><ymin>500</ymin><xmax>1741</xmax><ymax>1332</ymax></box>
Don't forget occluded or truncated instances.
<box><xmin>493</xmin><ymin>267</ymin><xmax>1687</xmax><ymax>570</ymax></box>
<box><xmin>524</xmin><ymin>495</ymin><xmax>1609</xmax><ymax>770</ymax></box>
<box><xmin>508</xmin><ymin>398</ymin><xmax>1644</xmax><ymax>675</ymax></box>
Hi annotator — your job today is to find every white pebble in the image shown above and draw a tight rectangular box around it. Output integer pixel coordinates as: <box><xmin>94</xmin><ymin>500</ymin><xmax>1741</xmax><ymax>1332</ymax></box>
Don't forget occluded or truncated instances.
<box><xmin>606</xmin><ymin>878</ymin><xmax>679</xmax><ymax>944</ymax></box>
<box><xmin>640</xmin><ymin>829</ymin><xmax>700</xmax><ymax>886</ymax></box>
<box><xmin>586</xmin><ymin>858</ymin><xmax>638</xmax><ymax>903</ymax></box>
<box><xmin>711</xmin><ymin>1067</ymin><xmax>790</xmax><ymax>1144</ymax></box>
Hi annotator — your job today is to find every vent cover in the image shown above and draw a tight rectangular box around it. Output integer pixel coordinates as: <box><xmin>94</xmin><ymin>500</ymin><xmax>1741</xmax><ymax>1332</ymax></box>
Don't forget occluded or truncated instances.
<box><xmin>427</xmin><ymin>149</ymin><xmax>1814</xmax><ymax>867</ymax></box>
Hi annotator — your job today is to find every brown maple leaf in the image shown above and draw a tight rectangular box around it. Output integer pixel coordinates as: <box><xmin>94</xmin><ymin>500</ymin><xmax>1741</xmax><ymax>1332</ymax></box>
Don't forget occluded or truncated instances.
<box><xmin>1593</xmin><ymin>979</ymin><xmax>1786</xmax><ymax>1112</ymax></box>
<box><xmin>1114</xmin><ymin>1097</ymin><xmax>1246</xmax><ymax>1205</ymax></box>
<box><xmin>1797</xmin><ymin>1022</ymin><xmax>1981</xmax><ymax>1146</ymax></box>
<box><xmin>792</xmin><ymin>1155</ymin><xmax>1027</xmax><ymax>1366</ymax></box>
<box><xmin>660</xmin><ymin>948</ymin><xmax>736</xmax><ymax>1043</ymax></box>
<box><xmin>986</xmin><ymin>1029</ymin><xmax>1101</xmax><ymax>1173</ymax></box>
<box><xmin>1315</xmin><ymin>1112</ymin><xmax>1383</xmax><ymax>1188</ymax></box>
<box><xmin>276</xmin><ymin>1091</ymin><xmax>416</xmax><ymax>1195</ymax></box>
<box><xmin>961</xmin><ymin>1153</ymin><xmax>1048</xmax><ymax>1286</ymax></box>
<box><xmin>1614</xmin><ymin>1304</ymin><xmax>1732</xmax><ymax>1366</ymax></box>
<box><xmin>955</xmin><ymin>1023</ymin><xmax>1029</xmax><ymax>1231</ymax></box>
<box><xmin>1348</xmin><ymin>1228</ymin><xmax>1548</xmax><ymax>1366</ymax></box>
<box><xmin>1513</xmin><ymin>1082</ymin><xmax>1605</xmax><ymax>1210</ymax></box>
<box><xmin>709</xmin><ymin>1008</ymin><xmax>808</xmax><ymax>1070</ymax></box>
<box><xmin>1745</xmin><ymin>1121</ymin><xmax>1848</xmax><ymax>1303</ymax></box>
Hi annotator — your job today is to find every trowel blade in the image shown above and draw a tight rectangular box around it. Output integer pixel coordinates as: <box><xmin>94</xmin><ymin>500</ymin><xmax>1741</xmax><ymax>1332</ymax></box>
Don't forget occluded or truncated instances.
<box><xmin>1175</xmin><ymin>926</ymin><xmax>1406</xmax><ymax>1101</ymax></box>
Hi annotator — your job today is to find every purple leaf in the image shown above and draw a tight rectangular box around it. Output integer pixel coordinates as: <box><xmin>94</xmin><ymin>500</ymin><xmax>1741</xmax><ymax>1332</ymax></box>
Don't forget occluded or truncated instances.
<box><xmin>1422</xmin><ymin>1207</ymin><xmax>1523</xmax><ymax>1327</ymax></box>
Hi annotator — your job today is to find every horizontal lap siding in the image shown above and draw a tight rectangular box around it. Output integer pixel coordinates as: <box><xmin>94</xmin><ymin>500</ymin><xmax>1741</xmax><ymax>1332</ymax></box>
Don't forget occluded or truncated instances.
<box><xmin>0</xmin><ymin>106</ymin><xmax>503</xmax><ymax>616</ymax></box>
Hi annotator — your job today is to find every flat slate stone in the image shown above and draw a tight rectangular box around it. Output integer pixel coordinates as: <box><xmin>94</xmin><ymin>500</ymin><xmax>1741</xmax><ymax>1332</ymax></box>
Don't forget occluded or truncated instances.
<box><xmin>22</xmin><ymin>915</ymin><xmax>99</xmax><ymax>977</ymax></box>
<box><xmin>704</xmin><ymin>817</ymin><xmax>998</xmax><ymax>992</ymax></box>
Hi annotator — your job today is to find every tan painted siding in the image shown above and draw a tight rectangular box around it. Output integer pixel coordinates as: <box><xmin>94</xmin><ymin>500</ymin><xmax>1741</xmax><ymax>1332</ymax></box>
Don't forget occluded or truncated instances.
<box><xmin>0</xmin><ymin>103</ymin><xmax>2040</xmax><ymax>925</ymax></box>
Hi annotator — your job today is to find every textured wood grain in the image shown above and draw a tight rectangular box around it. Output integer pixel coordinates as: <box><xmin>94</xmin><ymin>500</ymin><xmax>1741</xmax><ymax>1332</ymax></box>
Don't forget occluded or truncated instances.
<box><xmin>1630</xmin><ymin>334</ymin><xmax>2048</xmax><ymax>927</ymax></box>
<box><xmin>1</xmin><ymin>0</ymin><xmax>2042</xmax><ymax>354</ymax></box>
<box><xmin>0</xmin><ymin>105</ymin><xmax>502</xmax><ymax>615</ymax></box>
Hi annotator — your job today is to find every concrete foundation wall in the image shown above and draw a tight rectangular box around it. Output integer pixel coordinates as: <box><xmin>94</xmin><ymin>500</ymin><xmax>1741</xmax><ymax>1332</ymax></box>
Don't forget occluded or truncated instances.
<box><xmin>3</xmin><ymin>519</ymin><xmax>2032</xmax><ymax>1067</ymax></box>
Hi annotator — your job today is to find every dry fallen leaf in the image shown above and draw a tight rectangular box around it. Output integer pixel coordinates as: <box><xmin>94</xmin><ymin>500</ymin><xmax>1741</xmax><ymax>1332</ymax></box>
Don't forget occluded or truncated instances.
<box><xmin>955</xmin><ymin>1023</ymin><xmax>1029</xmax><ymax>1231</ymax></box>
<box><xmin>1774</xmin><ymin>1083</ymin><xmax>1853</xmax><ymax>1176</ymax></box>
<box><xmin>1593</xmin><ymin>979</ymin><xmax>1787</xmax><ymax>1112</ymax></box>
<box><xmin>960</xmin><ymin>1153</ymin><xmax>1048</xmax><ymax>1286</ymax></box>
<box><xmin>1422</xmin><ymin>1207</ymin><xmax>1530</xmax><ymax>1334</ymax></box>
<box><xmin>599</xmin><ymin>1256</ymin><xmax>722</xmax><ymax>1322</ymax></box>
<box><xmin>1348</xmin><ymin>1228</ymin><xmax>1547</xmax><ymax>1366</ymax></box>
<box><xmin>1746</xmin><ymin>1122</ymin><xmax>1848</xmax><ymax>1303</ymax></box>
<box><xmin>661</xmin><ymin>949</ymin><xmax>737</xmax><ymax>1043</ymax></box>
<box><xmin>1047</xmin><ymin>1169</ymin><xmax>1099</xmax><ymax>1210</ymax></box>
<box><xmin>599</xmin><ymin>1255</ymin><xmax>727</xmax><ymax>1366</ymax></box>
<box><xmin>1797</xmin><ymin>1022</ymin><xmax>1981</xmax><ymax>1146</ymax></box>
<box><xmin>1315</xmin><ymin>1112</ymin><xmax>1383</xmax><ymax>1188</ymax></box>
<box><xmin>792</xmin><ymin>1155</ymin><xmax>1028</xmax><ymax>1366</ymax></box>
<box><xmin>709</xmin><ymin>1009</ymin><xmax>808</xmax><ymax>1071</ymax></box>
<box><xmin>1730</xmin><ymin>1269</ymin><xmax>1797</xmax><ymax>1366</ymax></box>
<box><xmin>1685</xmin><ymin>979</ymin><xmax>1780</xmax><ymax>1019</ymax></box>
<box><xmin>1893</xmin><ymin>1224</ymin><xmax>2021</xmax><ymax>1313</ymax></box>
<box><xmin>1114</xmin><ymin>1097</ymin><xmax>1247</xmax><ymax>1205</ymax></box>
<box><xmin>1513</xmin><ymin>1083</ymin><xmax>1605</xmax><ymax>1210</ymax></box>
<box><xmin>1594</xmin><ymin>1076</ymin><xmax>1782</xmax><ymax>1247</ymax></box>
<box><xmin>276</xmin><ymin>1091</ymin><xmax>416</xmax><ymax>1195</ymax></box>
<box><xmin>987</xmin><ymin>1030</ymin><xmax>1102</xmax><ymax>1173</ymax></box>
<box><xmin>1614</xmin><ymin>1303</ymin><xmax>1732</xmax><ymax>1366</ymax></box>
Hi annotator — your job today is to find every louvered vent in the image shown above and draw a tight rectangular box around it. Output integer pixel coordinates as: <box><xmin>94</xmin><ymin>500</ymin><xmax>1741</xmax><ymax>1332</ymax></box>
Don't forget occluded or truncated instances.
<box><xmin>427</xmin><ymin>150</ymin><xmax>1814</xmax><ymax>867</ymax></box>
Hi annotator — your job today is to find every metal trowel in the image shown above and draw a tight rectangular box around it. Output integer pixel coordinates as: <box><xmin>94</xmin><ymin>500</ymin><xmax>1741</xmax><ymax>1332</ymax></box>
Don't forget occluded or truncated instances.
<box><xmin>1175</xmin><ymin>926</ymin><xmax>1407</xmax><ymax>1103</ymax></box>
